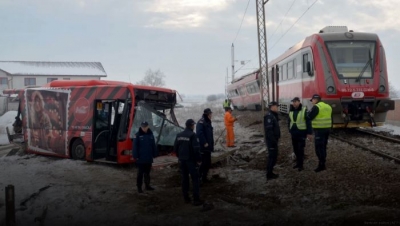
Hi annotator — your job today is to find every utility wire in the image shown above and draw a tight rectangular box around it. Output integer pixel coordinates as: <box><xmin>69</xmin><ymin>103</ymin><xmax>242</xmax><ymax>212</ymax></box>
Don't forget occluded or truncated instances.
<box><xmin>268</xmin><ymin>0</ymin><xmax>319</xmax><ymax>52</ymax></box>
<box><xmin>232</xmin><ymin>0</ymin><xmax>251</xmax><ymax>44</ymax></box>
<box><xmin>268</xmin><ymin>0</ymin><xmax>296</xmax><ymax>42</ymax></box>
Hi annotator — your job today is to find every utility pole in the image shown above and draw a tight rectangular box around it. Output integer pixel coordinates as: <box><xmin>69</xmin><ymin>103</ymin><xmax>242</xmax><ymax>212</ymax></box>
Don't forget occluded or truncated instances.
<box><xmin>231</xmin><ymin>43</ymin><xmax>235</xmax><ymax>82</ymax></box>
<box><xmin>256</xmin><ymin>0</ymin><xmax>270</xmax><ymax>137</ymax></box>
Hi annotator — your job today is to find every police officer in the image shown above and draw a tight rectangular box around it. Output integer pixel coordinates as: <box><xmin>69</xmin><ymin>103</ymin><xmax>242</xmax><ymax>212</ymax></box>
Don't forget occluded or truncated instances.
<box><xmin>196</xmin><ymin>108</ymin><xmax>214</xmax><ymax>184</ymax></box>
<box><xmin>307</xmin><ymin>94</ymin><xmax>332</xmax><ymax>172</ymax></box>
<box><xmin>133</xmin><ymin>121</ymin><xmax>158</xmax><ymax>193</ymax></box>
<box><xmin>174</xmin><ymin>119</ymin><xmax>204</xmax><ymax>206</ymax></box>
<box><xmin>288</xmin><ymin>97</ymin><xmax>312</xmax><ymax>171</ymax></box>
<box><xmin>264</xmin><ymin>101</ymin><xmax>281</xmax><ymax>180</ymax></box>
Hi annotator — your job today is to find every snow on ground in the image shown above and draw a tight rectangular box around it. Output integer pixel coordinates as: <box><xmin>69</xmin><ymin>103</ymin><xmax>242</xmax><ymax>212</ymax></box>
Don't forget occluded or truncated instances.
<box><xmin>373</xmin><ymin>123</ymin><xmax>400</xmax><ymax>135</ymax></box>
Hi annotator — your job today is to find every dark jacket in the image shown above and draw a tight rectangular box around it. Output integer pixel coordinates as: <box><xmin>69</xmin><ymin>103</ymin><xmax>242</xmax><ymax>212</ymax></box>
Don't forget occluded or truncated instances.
<box><xmin>174</xmin><ymin>128</ymin><xmax>201</xmax><ymax>162</ymax></box>
<box><xmin>196</xmin><ymin>114</ymin><xmax>214</xmax><ymax>152</ymax></box>
<box><xmin>288</xmin><ymin>104</ymin><xmax>312</xmax><ymax>135</ymax></box>
<box><xmin>264</xmin><ymin>110</ymin><xmax>281</xmax><ymax>146</ymax></box>
<box><xmin>133</xmin><ymin>128</ymin><xmax>158</xmax><ymax>164</ymax></box>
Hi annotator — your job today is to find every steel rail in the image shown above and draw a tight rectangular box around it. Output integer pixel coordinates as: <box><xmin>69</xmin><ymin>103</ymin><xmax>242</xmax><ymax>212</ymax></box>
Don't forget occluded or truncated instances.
<box><xmin>331</xmin><ymin>134</ymin><xmax>400</xmax><ymax>164</ymax></box>
<box><xmin>355</xmin><ymin>128</ymin><xmax>400</xmax><ymax>144</ymax></box>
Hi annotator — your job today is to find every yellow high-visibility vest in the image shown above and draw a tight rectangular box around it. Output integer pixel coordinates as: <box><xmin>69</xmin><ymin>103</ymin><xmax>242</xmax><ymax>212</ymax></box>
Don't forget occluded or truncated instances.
<box><xmin>223</xmin><ymin>100</ymin><xmax>230</xmax><ymax>108</ymax></box>
<box><xmin>311</xmin><ymin>102</ymin><xmax>332</xmax><ymax>129</ymax></box>
<box><xmin>289</xmin><ymin>107</ymin><xmax>306</xmax><ymax>130</ymax></box>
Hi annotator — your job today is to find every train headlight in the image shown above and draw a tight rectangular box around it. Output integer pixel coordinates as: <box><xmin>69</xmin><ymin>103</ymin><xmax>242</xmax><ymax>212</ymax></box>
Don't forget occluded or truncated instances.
<box><xmin>379</xmin><ymin>85</ymin><xmax>385</xmax><ymax>92</ymax></box>
<box><xmin>331</xmin><ymin>104</ymin><xmax>336</xmax><ymax>108</ymax></box>
<box><xmin>327</xmin><ymin>86</ymin><xmax>335</xmax><ymax>93</ymax></box>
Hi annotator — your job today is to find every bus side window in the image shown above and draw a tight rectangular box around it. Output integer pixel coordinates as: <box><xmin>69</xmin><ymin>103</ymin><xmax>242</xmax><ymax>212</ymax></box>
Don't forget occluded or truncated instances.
<box><xmin>118</xmin><ymin>100</ymin><xmax>131</xmax><ymax>141</ymax></box>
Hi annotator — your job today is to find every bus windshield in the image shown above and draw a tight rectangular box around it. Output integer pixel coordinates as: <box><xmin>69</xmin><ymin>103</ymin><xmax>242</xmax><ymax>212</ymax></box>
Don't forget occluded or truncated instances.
<box><xmin>326</xmin><ymin>41</ymin><xmax>375</xmax><ymax>79</ymax></box>
<box><xmin>130</xmin><ymin>101</ymin><xmax>184</xmax><ymax>147</ymax></box>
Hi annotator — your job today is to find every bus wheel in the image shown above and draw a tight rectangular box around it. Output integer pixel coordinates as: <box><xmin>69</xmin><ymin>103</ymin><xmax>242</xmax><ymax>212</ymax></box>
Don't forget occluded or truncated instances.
<box><xmin>71</xmin><ymin>139</ymin><xmax>85</xmax><ymax>160</ymax></box>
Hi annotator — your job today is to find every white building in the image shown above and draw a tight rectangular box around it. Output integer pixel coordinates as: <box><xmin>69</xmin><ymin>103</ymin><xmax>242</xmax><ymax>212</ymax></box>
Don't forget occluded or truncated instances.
<box><xmin>0</xmin><ymin>61</ymin><xmax>107</xmax><ymax>92</ymax></box>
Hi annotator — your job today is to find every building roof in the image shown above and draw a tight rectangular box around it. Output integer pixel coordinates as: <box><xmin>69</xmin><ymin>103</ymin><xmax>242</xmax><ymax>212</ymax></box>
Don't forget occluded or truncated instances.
<box><xmin>0</xmin><ymin>61</ymin><xmax>107</xmax><ymax>76</ymax></box>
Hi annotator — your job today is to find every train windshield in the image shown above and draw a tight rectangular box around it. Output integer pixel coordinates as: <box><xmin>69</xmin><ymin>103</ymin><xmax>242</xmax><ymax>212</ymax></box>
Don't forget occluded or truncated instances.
<box><xmin>326</xmin><ymin>41</ymin><xmax>376</xmax><ymax>79</ymax></box>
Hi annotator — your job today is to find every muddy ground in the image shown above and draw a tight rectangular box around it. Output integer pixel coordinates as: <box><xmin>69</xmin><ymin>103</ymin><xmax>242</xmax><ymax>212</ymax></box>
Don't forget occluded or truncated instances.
<box><xmin>1</xmin><ymin>108</ymin><xmax>400</xmax><ymax>226</ymax></box>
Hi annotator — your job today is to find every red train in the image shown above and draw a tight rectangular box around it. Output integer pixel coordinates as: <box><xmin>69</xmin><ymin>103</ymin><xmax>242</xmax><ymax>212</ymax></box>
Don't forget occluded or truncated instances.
<box><xmin>227</xmin><ymin>26</ymin><xmax>395</xmax><ymax>128</ymax></box>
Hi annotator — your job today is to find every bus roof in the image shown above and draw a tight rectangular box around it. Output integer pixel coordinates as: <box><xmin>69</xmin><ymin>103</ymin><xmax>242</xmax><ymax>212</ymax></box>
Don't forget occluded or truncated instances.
<box><xmin>2</xmin><ymin>80</ymin><xmax>176</xmax><ymax>95</ymax></box>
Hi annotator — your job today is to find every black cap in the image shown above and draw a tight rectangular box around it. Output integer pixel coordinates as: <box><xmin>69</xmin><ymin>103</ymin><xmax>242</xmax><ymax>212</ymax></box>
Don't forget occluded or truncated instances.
<box><xmin>141</xmin><ymin>121</ymin><xmax>149</xmax><ymax>127</ymax></box>
<box><xmin>268</xmin><ymin>101</ymin><xmax>279</xmax><ymax>107</ymax></box>
<box><xmin>291</xmin><ymin>97</ymin><xmax>300</xmax><ymax>102</ymax></box>
<box><xmin>310</xmin><ymin>94</ymin><xmax>321</xmax><ymax>102</ymax></box>
<box><xmin>185</xmin><ymin>119</ymin><xmax>196</xmax><ymax>127</ymax></box>
<box><xmin>203</xmin><ymin>108</ymin><xmax>213</xmax><ymax>114</ymax></box>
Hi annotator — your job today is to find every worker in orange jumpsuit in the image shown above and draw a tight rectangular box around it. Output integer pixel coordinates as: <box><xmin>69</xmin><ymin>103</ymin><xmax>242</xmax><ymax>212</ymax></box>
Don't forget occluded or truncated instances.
<box><xmin>224</xmin><ymin>107</ymin><xmax>238</xmax><ymax>147</ymax></box>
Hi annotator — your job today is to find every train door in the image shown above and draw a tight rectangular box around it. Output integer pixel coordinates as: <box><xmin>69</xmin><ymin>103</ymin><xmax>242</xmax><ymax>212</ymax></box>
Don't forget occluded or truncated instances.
<box><xmin>271</xmin><ymin>67</ymin><xmax>275</xmax><ymax>102</ymax></box>
<box><xmin>275</xmin><ymin>65</ymin><xmax>279</xmax><ymax>102</ymax></box>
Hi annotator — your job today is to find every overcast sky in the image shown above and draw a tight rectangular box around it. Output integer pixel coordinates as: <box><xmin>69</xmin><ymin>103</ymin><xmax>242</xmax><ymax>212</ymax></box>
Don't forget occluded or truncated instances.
<box><xmin>1</xmin><ymin>0</ymin><xmax>399</xmax><ymax>95</ymax></box>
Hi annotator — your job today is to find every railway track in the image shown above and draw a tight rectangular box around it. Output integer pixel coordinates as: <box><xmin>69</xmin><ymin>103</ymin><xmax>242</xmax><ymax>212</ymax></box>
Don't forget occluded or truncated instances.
<box><xmin>331</xmin><ymin>129</ymin><xmax>400</xmax><ymax>164</ymax></box>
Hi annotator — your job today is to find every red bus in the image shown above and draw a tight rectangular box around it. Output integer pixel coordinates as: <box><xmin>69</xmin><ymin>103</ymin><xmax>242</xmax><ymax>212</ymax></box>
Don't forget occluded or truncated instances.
<box><xmin>3</xmin><ymin>80</ymin><xmax>183</xmax><ymax>164</ymax></box>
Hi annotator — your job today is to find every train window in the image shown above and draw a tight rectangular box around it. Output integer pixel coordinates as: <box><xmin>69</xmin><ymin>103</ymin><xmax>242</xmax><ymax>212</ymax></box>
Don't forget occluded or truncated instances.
<box><xmin>303</xmin><ymin>54</ymin><xmax>308</xmax><ymax>72</ymax></box>
<box><xmin>239</xmin><ymin>86</ymin><xmax>247</xmax><ymax>96</ymax></box>
<box><xmin>283</xmin><ymin>64</ymin><xmax>288</xmax><ymax>80</ymax></box>
<box><xmin>246</xmin><ymin>81</ymin><xmax>259</xmax><ymax>94</ymax></box>
<box><xmin>288</xmin><ymin>61</ymin><xmax>293</xmax><ymax>79</ymax></box>
<box><xmin>326</xmin><ymin>41</ymin><xmax>375</xmax><ymax>79</ymax></box>
<box><xmin>293</xmin><ymin>59</ymin><xmax>297</xmax><ymax>78</ymax></box>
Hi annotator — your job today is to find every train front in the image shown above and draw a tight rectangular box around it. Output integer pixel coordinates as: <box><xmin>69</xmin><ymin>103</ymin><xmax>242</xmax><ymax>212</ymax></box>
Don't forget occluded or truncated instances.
<box><xmin>314</xmin><ymin>28</ymin><xmax>395</xmax><ymax>128</ymax></box>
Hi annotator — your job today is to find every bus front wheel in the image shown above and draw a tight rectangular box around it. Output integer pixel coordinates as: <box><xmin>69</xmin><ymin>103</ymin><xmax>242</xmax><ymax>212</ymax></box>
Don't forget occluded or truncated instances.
<box><xmin>71</xmin><ymin>139</ymin><xmax>85</xmax><ymax>160</ymax></box>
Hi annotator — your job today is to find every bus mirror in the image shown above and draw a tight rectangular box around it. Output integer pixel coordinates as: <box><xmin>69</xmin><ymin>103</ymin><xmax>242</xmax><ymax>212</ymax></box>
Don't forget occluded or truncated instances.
<box><xmin>307</xmin><ymin>62</ymin><xmax>313</xmax><ymax>76</ymax></box>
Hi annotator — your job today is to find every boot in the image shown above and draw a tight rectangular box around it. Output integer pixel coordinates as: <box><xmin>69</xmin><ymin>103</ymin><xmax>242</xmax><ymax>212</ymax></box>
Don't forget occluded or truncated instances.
<box><xmin>266</xmin><ymin>173</ymin><xmax>279</xmax><ymax>180</ymax></box>
<box><xmin>314</xmin><ymin>164</ymin><xmax>326</xmax><ymax>173</ymax></box>
<box><xmin>193</xmin><ymin>198</ymin><xmax>204</xmax><ymax>206</ymax></box>
<box><xmin>137</xmin><ymin>186</ymin><xmax>143</xmax><ymax>193</ymax></box>
<box><xmin>145</xmin><ymin>185</ymin><xmax>155</xmax><ymax>191</ymax></box>
<box><xmin>184</xmin><ymin>196</ymin><xmax>191</xmax><ymax>204</ymax></box>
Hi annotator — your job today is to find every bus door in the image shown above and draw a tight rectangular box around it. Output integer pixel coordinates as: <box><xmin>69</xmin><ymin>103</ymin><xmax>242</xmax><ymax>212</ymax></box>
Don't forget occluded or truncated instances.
<box><xmin>92</xmin><ymin>99</ymin><xmax>130</xmax><ymax>162</ymax></box>
<box><xmin>92</xmin><ymin>100</ymin><xmax>114</xmax><ymax>161</ymax></box>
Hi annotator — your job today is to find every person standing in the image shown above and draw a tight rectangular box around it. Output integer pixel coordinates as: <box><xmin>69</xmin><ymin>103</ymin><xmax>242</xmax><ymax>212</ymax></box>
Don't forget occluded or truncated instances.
<box><xmin>264</xmin><ymin>101</ymin><xmax>281</xmax><ymax>180</ymax></box>
<box><xmin>223</xmin><ymin>99</ymin><xmax>230</xmax><ymax>109</ymax></box>
<box><xmin>196</xmin><ymin>108</ymin><xmax>214</xmax><ymax>184</ymax></box>
<box><xmin>174</xmin><ymin>119</ymin><xmax>204</xmax><ymax>206</ymax></box>
<box><xmin>224</xmin><ymin>107</ymin><xmax>238</xmax><ymax>147</ymax></box>
<box><xmin>308</xmin><ymin>94</ymin><xmax>332</xmax><ymax>172</ymax></box>
<box><xmin>133</xmin><ymin>121</ymin><xmax>158</xmax><ymax>193</ymax></box>
<box><xmin>288</xmin><ymin>97</ymin><xmax>312</xmax><ymax>171</ymax></box>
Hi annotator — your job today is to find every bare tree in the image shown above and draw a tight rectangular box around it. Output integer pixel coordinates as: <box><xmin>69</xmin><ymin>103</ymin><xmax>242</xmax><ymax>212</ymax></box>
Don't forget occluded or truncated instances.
<box><xmin>389</xmin><ymin>81</ymin><xmax>399</xmax><ymax>98</ymax></box>
<box><xmin>137</xmin><ymin>69</ymin><xmax>166</xmax><ymax>87</ymax></box>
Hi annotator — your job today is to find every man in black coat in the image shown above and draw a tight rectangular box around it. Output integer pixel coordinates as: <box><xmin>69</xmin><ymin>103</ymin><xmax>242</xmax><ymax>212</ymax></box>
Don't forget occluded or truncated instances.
<box><xmin>133</xmin><ymin>121</ymin><xmax>158</xmax><ymax>193</ymax></box>
<box><xmin>174</xmin><ymin>119</ymin><xmax>203</xmax><ymax>206</ymax></box>
<box><xmin>264</xmin><ymin>102</ymin><xmax>281</xmax><ymax>180</ymax></box>
<box><xmin>288</xmin><ymin>97</ymin><xmax>312</xmax><ymax>171</ymax></box>
<box><xmin>196</xmin><ymin>108</ymin><xmax>214</xmax><ymax>184</ymax></box>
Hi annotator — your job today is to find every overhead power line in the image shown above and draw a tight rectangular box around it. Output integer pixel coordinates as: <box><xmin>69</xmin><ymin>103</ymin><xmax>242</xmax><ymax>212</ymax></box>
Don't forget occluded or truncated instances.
<box><xmin>268</xmin><ymin>0</ymin><xmax>296</xmax><ymax>42</ymax></box>
<box><xmin>232</xmin><ymin>0</ymin><xmax>251</xmax><ymax>44</ymax></box>
<box><xmin>268</xmin><ymin>0</ymin><xmax>319</xmax><ymax>52</ymax></box>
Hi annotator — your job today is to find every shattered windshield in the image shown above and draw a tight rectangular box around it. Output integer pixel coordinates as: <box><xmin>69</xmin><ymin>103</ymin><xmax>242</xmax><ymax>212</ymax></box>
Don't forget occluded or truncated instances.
<box><xmin>130</xmin><ymin>102</ymin><xmax>184</xmax><ymax>146</ymax></box>
<box><xmin>326</xmin><ymin>41</ymin><xmax>375</xmax><ymax>79</ymax></box>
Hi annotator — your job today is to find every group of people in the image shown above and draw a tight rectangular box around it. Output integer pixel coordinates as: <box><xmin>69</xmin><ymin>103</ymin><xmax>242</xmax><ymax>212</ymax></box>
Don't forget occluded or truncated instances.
<box><xmin>132</xmin><ymin>108</ymin><xmax>216</xmax><ymax>206</ymax></box>
<box><xmin>264</xmin><ymin>94</ymin><xmax>333</xmax><ymax>180</ymax></box>
<box><xmin>131</xmin><ymin>93</ymin><xmax>332</xmax><ymax>205</ymax></box>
